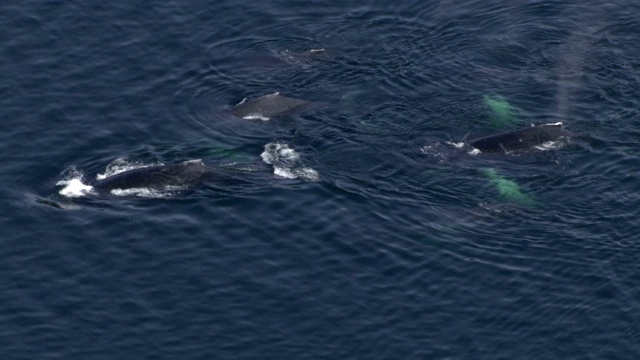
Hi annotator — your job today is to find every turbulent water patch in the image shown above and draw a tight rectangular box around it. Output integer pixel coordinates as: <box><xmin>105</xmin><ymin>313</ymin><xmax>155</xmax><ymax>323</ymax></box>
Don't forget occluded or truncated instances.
<box><xmin>260</xmin><ymin>142</ymin><xmax>320</xmax><ymax>182</ymax></box>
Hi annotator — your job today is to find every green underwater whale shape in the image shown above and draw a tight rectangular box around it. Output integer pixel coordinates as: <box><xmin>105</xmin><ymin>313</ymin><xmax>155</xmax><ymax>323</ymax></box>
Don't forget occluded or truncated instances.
<box><xmin>483</xmin><ymin>94</ymin><xmax>520</xmax><ymax>128</ymax></box>
<box><xmin>482</xmin><ymin>168</ymin><xmax>537</xmax><ymax>207</ymax></box>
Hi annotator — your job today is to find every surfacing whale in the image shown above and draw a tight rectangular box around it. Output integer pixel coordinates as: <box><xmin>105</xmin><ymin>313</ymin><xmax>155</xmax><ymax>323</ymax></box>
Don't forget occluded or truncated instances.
<box><xmin>231</xmin><ymin>92</ymin><xmax>311</xmax><ymax>120</ymax></box>
<box><xmin>241</xmin><ymin>48</ymin><xmax>326</xmax><ymax>70</ymax></box>
<box><xmin>92</xmin><ymin>159</ymin><xmax>219</xmax><ymax>192</ymax></box>
<box><xmin>468</xmin><ymin>122</ymin><xmax>567</xmax><ymax>153</ymax></box>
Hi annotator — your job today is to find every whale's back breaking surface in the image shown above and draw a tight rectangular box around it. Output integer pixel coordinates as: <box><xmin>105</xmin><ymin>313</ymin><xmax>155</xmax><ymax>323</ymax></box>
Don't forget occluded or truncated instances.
<box><xmin>231</xmin><ymin>92</ymin><xmax>311</xmax><ymax>120</ymax></box>
<box><xmin>92</xmin><ymin>159</ymin><xmax>216</xmax><ymax>192</ymax></box>
<box><xmin>468</xmin><ymin>123</ymin><xmax>566</xmax><ymax>153</ymax></box>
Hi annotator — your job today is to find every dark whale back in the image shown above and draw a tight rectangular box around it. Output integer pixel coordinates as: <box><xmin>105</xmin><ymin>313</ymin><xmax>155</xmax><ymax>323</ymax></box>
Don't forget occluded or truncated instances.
<box><xmin>468</xmin><ymin>123</ymin><xmax>565</xmax><ymax>153</ymax></box>
<box><xmin>92</xmin><ymin>159</ymin><xmax>216</xmax><ymax>192</ymax></box>
<box><xmin>231</xmin><ymin>92</ymin><xmax>310</xmax><ymax>120</ymax></box>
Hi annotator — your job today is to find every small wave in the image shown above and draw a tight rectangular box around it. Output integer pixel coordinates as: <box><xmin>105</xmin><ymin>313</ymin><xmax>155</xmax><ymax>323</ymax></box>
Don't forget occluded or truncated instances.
<box><xmin>260</xmin><ymin>142</ymin><xmax>319</xmax><ymax>182</ymax></box>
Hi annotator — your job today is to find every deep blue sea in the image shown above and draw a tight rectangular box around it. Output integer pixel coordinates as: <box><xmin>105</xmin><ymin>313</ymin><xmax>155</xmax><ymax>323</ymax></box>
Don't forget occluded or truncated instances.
<box><xmin>2</xmin><ymin>1</ymin><xmax>640</xmax><ymax>359</ymax></box>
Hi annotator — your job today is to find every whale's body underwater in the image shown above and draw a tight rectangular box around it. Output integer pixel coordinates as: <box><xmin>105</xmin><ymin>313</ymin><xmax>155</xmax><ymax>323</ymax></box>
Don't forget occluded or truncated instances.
<box><xmin>468</xmin><ymin>122</ymin><xmax>567</xmax><ymax>153</ymax></box>
<box><xmin>231</xmin><ymin>92</ymin><xmax>311</xmax><ymax>120</ymax></box>
<box><xmin>92</xmin><ymin>159</ymin><xmax>219</xmax><ymax>193</ymax></box>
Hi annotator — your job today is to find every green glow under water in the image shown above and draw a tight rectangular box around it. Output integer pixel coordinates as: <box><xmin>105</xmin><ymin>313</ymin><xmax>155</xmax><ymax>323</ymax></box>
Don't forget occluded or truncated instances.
<box><xmin>483</xmin><ymin>94</ymin><xmax>519</xmax><ymax>128</ymax></box>
<box><xmin>483</xmin><ymin>168</ymin><xmax>537</xmax><ymax>207</ymax></box>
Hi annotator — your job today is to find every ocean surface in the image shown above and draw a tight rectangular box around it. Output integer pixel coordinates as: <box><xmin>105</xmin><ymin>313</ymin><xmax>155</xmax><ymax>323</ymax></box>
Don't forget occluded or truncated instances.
<box><xmin>2</xmin><ymin>1</ymin><xmax>640</xmax><ymax>359</ymax></box>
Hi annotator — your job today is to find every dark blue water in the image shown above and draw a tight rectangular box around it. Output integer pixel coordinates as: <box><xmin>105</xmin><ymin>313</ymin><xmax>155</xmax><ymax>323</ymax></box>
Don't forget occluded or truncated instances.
<box><xmin>2</xmin><ymin>1</ymin><xmax>640</xmax><ymax>359</ymax></box>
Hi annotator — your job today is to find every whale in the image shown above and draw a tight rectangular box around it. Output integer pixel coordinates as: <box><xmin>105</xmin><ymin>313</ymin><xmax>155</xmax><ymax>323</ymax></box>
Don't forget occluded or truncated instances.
<box><xmin>92</xmin><ymin>159</ymin><xmax>221</xmax><ymax>192</ymax></box>
<box><xmin>280</xmin><ymin>48</ymin><xmax>326</xmax><ymax>60</ymax></box>
<box><xmin>231</xmin><ymin>92</ymin><xmax>311</xmax><ymax>120</ymax></box>
<box><xmin>467</xmin><ymin>122</ymin><xmax>567</xmax><ymax>153</ymax></box>
<box><xmin>239</xmin><ymin>48</ymin><xmax>326</xmax><ymax>70</ymax></box>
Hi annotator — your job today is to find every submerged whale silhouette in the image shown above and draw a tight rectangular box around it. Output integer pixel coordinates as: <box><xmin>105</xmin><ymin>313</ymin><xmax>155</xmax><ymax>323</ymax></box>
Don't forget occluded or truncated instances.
<box><xmin>468</xmin><ymin>122</ymin><xmax>566</xmax><ymax>153</ymax></box>
<box><xmin>92</xmin><ymin>159</ymin><xmax>219</xmax><ymax>192</ymax></box>
<box><xmin>231</xmin><ymin>92</ymin><xmax>311</xmax><ymax>120</ymax></box>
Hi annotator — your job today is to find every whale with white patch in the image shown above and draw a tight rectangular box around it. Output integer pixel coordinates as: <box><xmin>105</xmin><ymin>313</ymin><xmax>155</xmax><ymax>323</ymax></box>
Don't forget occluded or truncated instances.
<box><xmin>90</xmin><ymin>159</ymin><xmax>219</xmax><ymax>193</ymax></box>
<box><xmin>467</xmin><ymin>122</ymin><xmax>568</xmax><ymax>154</ymax></box>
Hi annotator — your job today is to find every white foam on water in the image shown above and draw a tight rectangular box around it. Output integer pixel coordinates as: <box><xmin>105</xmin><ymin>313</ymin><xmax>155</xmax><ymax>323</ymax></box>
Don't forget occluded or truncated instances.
<box><xmin>110</xmin><ymin>187</ymin><xmax>174</xmax><ymax>198</ymax></box>
<box><xmin>445</xmin><ymin>141</ymin><xmax>466</xmax><ymax>149</ymax></box>
<box><xmin>242</xmin><ymin>114</ymin><xmax>271</xmax><ymax>121</ymax></box>
<box><xmin>56</xmin><ymin>178</ymin><xmax>94</xmax><ymax>198</ymax></box>
<box><xmin>533</xmin><ymin>140</ymin><xmax>565</xmax><ymax>151</ymax></box>
<box><xmin>261</xmin><ymin>142</ymin><xmax>319</xmax><ymax>182</ymax></box>
<box><xmin>468</xmin><ymin>148</ymin><xmax>481</xmax><ymax>155</ymax></box>
<box><xmin>273</xmin><ymin>166</ymin><xmax>319</xmax><ymax>181</ymax></box>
